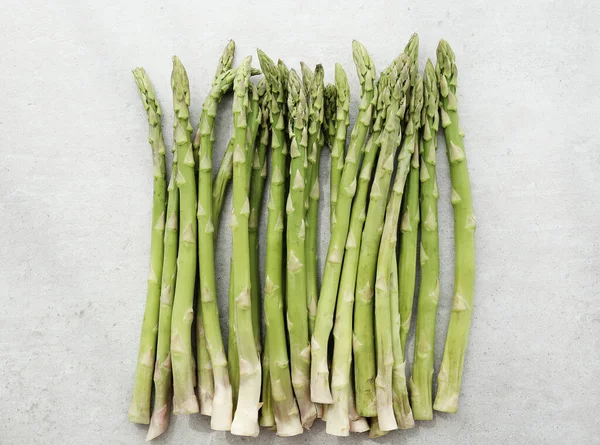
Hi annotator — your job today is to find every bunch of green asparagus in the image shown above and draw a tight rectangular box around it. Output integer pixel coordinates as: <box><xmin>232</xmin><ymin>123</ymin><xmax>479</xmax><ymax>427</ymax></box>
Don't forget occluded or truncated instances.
<box><xmin>129</xmin><ymin>36</ymin><xmax>475</xmax><ymax>439</ymax></box>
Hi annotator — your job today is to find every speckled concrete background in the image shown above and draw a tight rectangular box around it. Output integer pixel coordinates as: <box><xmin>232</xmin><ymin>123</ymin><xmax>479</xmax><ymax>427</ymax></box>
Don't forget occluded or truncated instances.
<box><xmin>1</xmin><ymin>0</ymin><xmax>599</xmax><ymax>444</ymax></box>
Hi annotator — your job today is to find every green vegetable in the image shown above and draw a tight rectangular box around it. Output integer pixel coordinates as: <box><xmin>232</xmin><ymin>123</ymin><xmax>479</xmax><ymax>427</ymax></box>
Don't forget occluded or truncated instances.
<box><xmin>310</xmin><ymin>41</ymin><xmax>376</xmax><ymax>405</ymax></box>
<box><xmin>434</xmin><ymin>39</ymin><xmax>476</xmax><ymax>414</ymax></box>
<box><xmin>170</xmin><ymin>56</ymin><xmax>199</xmax><ymax>415</ymax></box>
<box><xmin>129</xmin><ymin>67</ymin><xmax>167</xmax><ymax>425</ymax></box>
<box><xmin>229</xmin><ymin>56</ymin><xmax>262</xmax><ymax>436</ymax></box>
<box><xmin>258</xmin><ymin>49</ymin><xmax>304</xmax><ymax>436</ymax></box>
<box><xmin>286</xmin><ymin>69</ymin><xmax>317</xmax><ymax>428</ymax></box>
<box><xmin>305</xmin><ymin>64</ymin><xmax>325</xmax><ymax>338</ymax></box>
<box><xmin>409</xmin><ymin>59</ymin><xmax>441</xmax><ymax>420</ymax></box>
<box><xmin>353</xmin><ymin>55</ymin><xmax>410</xmax><ymax>417</ymax></box>
<box><xmin>194</xmin><ymin>41</ymin><xmax>236</xmax><ymax>430</ymax></box>
<box><xmin>398</xmin><ymin>34</ymin><xmax>421</xmax><ymax>353</ymax></box>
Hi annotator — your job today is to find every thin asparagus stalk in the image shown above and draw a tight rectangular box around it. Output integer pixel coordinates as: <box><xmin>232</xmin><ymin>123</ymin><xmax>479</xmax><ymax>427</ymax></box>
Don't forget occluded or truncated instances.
<box><xmin>229</xmin><ymin>56</ymin><xmax>262</xmax><ymax>436</ymax></box>
<box><xmin>193</xmin><ymin>41</ymin><xmax>236</xmax><ymax>430</ymax></box>
<box><xmin>227</xmin><ymin>266</ymin><xmax>238</xmax><ymax>407</ymax></box>
<box><xmin>169</xmin><ymin>56</ymin><xmax>199</xmax><ymax>415</ymax></box>
<box><xmin>347</xmin><ymin>370</ymin><xmax>369</xmax><ymax>433</ymax></box>
<box><xmin>310</xmin><ymin>41</ymin><xmax>376</xmax><ymax>405</ymax></box>
<box><xmin>258</xmin><ymin>49</ymin><xmax>304</xmax><ymax>437</ymax></box>
<box><xmin>323</xmin><ymin>83</ymin><xmax>337</xmax><ymax>225</ymax></box>
<box><xmin>326</xmin><ymin>67</ymin><xmax>395</xmax><ymax>436</ymax></box>
<box><xmin>399</xmin><ymin>34</ymin><xmax>421</xmax><ymax>353</ymax></box>
<box><xmin>213</xmin><ymin>137</ymin><xmax>234</xmax><ymax>227</ymax></box>
<box><xmin>353</xmin><ymin>55</ymin><xmax>410</xmax><ymax>417</ymax></box>
<box><xmin>286</xmin><ymin>69</ymin><xmax>317</xmax><ymax>428</ymax></box>
<box><xmin>252</xmin><ymin>81</ymin><xmax>275</xmax><ymax>428</ymax></box>
<box><xmin>330</xmin><ymin>64</ymin><xmax>351</xmax><ymax>231</ymax></box>
<box><xmin>196</xmin><ymin>306</ymin><xmax>213</xmax><ymax>415</ymax></box>
<box><xmin>434</xmin><ymin>39</ymin><xmax>476</xmax><ymax>414</ymax></box>
<box><xmin>129</xmin><ymin>68</ymin><xmax>168</xmax><ymax>425</ymax></box>
<box><xmin>376</xmin><ymin>74</ymin><xmax>422</xmax><ymax>431</ymax></box>
<box><xmin>147</xmin><ymin>136</ymin><xmax>179</xmax><ymax>440</ymax></box>
<box><xmin>305</xmin><ymin>64</ymin><xmax>325</xmax><ymax>339</ymax></box>
<box><xmin>410</xmin><ymin>59</ymin><xmax>441</xmax><ymax>420</ymax></box>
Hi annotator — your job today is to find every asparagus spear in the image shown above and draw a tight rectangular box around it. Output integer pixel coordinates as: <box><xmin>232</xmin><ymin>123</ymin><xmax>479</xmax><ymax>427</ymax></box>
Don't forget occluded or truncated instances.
<box><xmin>326</xmin><ymin>65</ymin><xmax>396</xmax><ymax>435</ymax></box>
<box><xmin>251</xmin><ymin>81</ymin><xmax>275</xmax><ymax>428</ymax></box>
<box><xmin>212</xmin><ymin>137</ymin><xmax>234</xmax><ymax>226</ymax></box>
<box><xmin>347</xmin><ymin>370</ymin><xmax>369</xmax><ymax>433</ymax></box>
<box><xmin>410</xmin><ymin>59</ymin><xmax>441</xmax><ymax>420</ymax></box>
<box><xmin>257</xmin><ymin>49</ymin><xmax>304</xmax><ymax>436</ymax></box>
<box><xmin>194</xmin><ymin>41</ymin><xmax>237</xmax><ymax>430</ymax></box>
<box><xmin>310</xmin><ymin>41</ymin><xmax>376</xmax><ymax>405</ymax></box>
<box><xmin>398</xmin><ymin>34</ymin><xmax>421</xmax><ymax>353</ymax></box>
<box><xmin>129</xmin><ymin>68</ymin><xmax>168</xmax><ymax>425</ymax></box>
<box><xmin>285</xmin><ymin>69</ymin><xmax>317</xmax><ymax>428</ymax></box>
<box><xmin>434</xmin><ymin>40</ymin><xmax>476</xmax><ymax>414</ymax></box>
<box><xmin>169</xmin><ymin>56</ymin><xmax>199</xmax><ymax>415</ymax></box>
<box><xmin>229</xmin><ymin>56</ymin><xmax>261</xmax><ymax>436</ymax></box>
<box><xmin>353</xmin><ymin>55</ymin><xmax>410</xmax><ymax>417</ymax></box>
<box><xmin>323</xmin><ymin>83</ymin><xmax>337</xmax><ymax>225</ymax></box>
<box><xmin>330</xmin><ymin>64</ymin><xmax>351</xmax><ymax>231</ymax></box>
<box><xmin>196</xmin><ymin>306</ymin><xmax>213</xmax><ymax>415</ymax></box>
<box><xmin>305</xmin><ymin>64</ymin><xmax>325</xmax><ymax>338</ymax></box>
<box><xmin>368</xmin><ymin>418</ymin><xmax>388</xmax><ymax>439</ymax></box>
<box><xmin>377</xmin><ymin>74</ymin><xmax>423</xmax><ymax>431</ymax></box>
<box><xmin>300</xmin><ymin>62</ymin><xmax>313</xmax><ymax>95</ymax></box>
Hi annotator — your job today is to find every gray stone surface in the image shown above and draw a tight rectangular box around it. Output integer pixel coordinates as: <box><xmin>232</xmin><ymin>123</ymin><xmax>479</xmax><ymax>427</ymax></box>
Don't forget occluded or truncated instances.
<box><xmin>1</xmin><ymin>0</ymin><xmax>599</xmax><ymax>443</ymax></box>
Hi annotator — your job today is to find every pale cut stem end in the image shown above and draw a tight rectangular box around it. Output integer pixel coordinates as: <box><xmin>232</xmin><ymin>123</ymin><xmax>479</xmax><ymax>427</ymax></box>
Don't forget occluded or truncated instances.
<box><xmin>350</xmin><ymin>417</ymin><xmax>370</xmax><ymax>433</ymax></box>
<box><xmin>231</xmin><ymin>376</ymin><xmax>262</xmax><ymax>437</ymax></box>
<box><xmin>210</xmin><ymin>383</ymin><xmax>233</xmax><ymax>431</ymax></box>
<box><xmin>310</xmin><ymin>375</ymin><xmax>333</xmax><ymax>404</ymax></box>
<box><xmin>433</xmin><ymin>383</ymin><xmax>459</xmax><ymax>413</ymax></box>
<box><xmin>297</xmin><ymin>393</ymin><xmax>317</xmax><ymax>428</ymax></box>
<box><xmin>146</xmin><ymin>404</ymin><xmax>169</xmax><ymax>440</ymax></box>
<box><xmin>198</xmin><ymin>386</ymin><xmax>213</xmax><ymax>416</ymax></box>
<box><xmin>128</xmin><ymin>403</ymin><xmax>149</xmax><ymax>425</ymax></box>
<box><xmin>274</xmin><ymin>415</ymin><xmax>304</xmax><ymax>437</ymax></box>
<box><xmin>375</xmin><ymin>383</ymin><xmax>398</xmax><ymax>431</ymax></box>
<box><xmin>325</xmin><ymin>395</ymin><xmax>350</xmax><ymax>436</ymax></box>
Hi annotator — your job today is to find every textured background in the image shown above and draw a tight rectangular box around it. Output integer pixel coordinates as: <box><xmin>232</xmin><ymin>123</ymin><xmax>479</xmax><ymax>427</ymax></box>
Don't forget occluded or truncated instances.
<box><xmin>1</xmin><ymin>0</ymin><xmax>599</xmax><ymax>444</ymax></box>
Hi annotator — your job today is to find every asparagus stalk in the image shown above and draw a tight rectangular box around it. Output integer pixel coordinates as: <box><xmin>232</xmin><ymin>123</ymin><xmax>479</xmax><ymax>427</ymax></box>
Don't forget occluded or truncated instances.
<box><xmin>129</xmin><ymin>68</ymin><xmax>168</xmax><ymax>425</ymax></box>
<box><xmin>196</xmin><ymin>306</ymin><xmax>213</xmax><ymax>415</ymax></box>
<box><xmin>376</xmin><ymin>74</ymin><xmax>423</xmax><ymax>431</ymax></box>
<box><xmin>193</xmin><ymin>41</ymin><xmax>237</xmax><ymax>430</ymax></box>
<box><xmin>305</xmin><ymin>64</ymin><xmax>325</xmax><ymax>338</ymax></box>
<box><xmin>257</xmin><ymin>49</ymin><xmax>304</xmax><ymax>436</ymax></box>
<box><xmin>285</xmin><ymin>69</ymin><xmax>317</xmax><ymax>428</ymax></box>
<box><xmin>147</xmin><ymin>135</ymin><xmax>179</xmax><ymax>440</ymax></box>
<box><xmin>353</xmin><ymin>55</ymin><xmax>410</xmax><ymax>417</ymax></box>
<box><xmin>169</xmin><ymin>56</ymin><xmax>199</xmax><ymax>415</ymax></box>
<box><xmin>251</xmin><ymin>81</ymin><xmax>275</xmax><ymax>428</ymax></box>
<box><xmin>330</xmin><ymin>64</ymin><xmax>351</xmax><ymax>231</ymax></box>
<box><xmin>398</xmin><ymin>34</ymin><xmax>421</xmax><ymax>353</ymax></box>
<box><xmin>310</xmin><ymin>41</ymin><xmax>376</xmax><ymax>405</ymax></box>
<box><xmin>368</xmin><ymin>418</ymin><xmax>388</xmax><ymax>439</ymax></box>
<box><xmin>229</xmin><ymin>56</ymin><xmax>261</xmax><ymax>436</ymax></box>
<box><xmin>326</xmin><ymin>65</ymin><xmax>397</xmax><ymax>435</ymax></box>
<box><xmin>300</xmin><ymin>62</ymin><xmax>313</xmax><ymax>95</ymax></box>
<box><xmin>410</xmin><ymin>59</ymin><xmax>441</xmax><ymax>420</ymax></box>
<box><xmin>347</xmin><ymin>371</ymin><xmax>369</xmax><ymax>433</ymax></box>
<box><xmin>212</xmin><ymin>137</ymin><xmax>234</xmax><ymax>227</ymax></box>
<box><xmin>323</xmin><ymin>84</ymin><xmax>337</xmax><ymax>226</ymax></box>
<box><xmin>434</xmin><ymin>40</ymin><xmax>476</xmax><ymax>414</ymax></box>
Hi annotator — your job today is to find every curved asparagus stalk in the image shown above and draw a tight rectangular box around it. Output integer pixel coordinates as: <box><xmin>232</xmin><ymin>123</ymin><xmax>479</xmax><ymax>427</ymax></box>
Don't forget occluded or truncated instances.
<box><xmin>410</xmin><ymin>59</ymin><xmax>441</xmax><ymax>420</ymax></box>
<box><xmin>285</xmin><ymin>70</ymin><xmax>317</xmax><ymax>428</ymax></box>
<box><xmin>330</xmin><ymin>64</ymin><xmax>351</xmax><ymax>231</ymax></box>
<box><xmin>434</xmin><ymin>40</ymin><xmax>476</xmax><ymax>414</ymax></box>
<box><xmin>257</xmin><ymin>49</ymin><xmax>304</xmax><ymax>436</ymax></box>
<box><xmin>229</xmin><ymin>57</ymin><xmax>262</xmax><ymax>436</ymax></box>
<box><xmin>326</xmin><ymin>66</ymin><xmax>397</xmax><ymax>435</ymax></box>
<box><xmin>376</xmin><ymin>74</ymin><xmax>422</xmax><ymax>431</ymax></box>
<box><xmin>310</xmin><ymin>41</ymin><xmax>376</xmax><ymax>405</ymax></box>
<box><xmin>194</xmin><ymin>41</ymin><xmax>236</xmax><ymax>430</ymax></box>
<box><xmin>305</xmin><ymin>64</ymin><xmax>325</xmax><ymax>339</ymax></box>
<box><xmin>399</xmin><ymin>33</ymin><xmax>421</xmax><ymax>353</ymax></box>
<box><xmin>169</xmin><ymin>56</ymin><xmax>199</xmax><ymax>415</ymax></box>
<box><xmin>129</xmin><ymin>68</ymin><xmax>168</xmax><ymax>425</ymax></box>
<box><xmin>353</xmin><ymin>55</ymin><xmax>410</xmax><ymax>417</ymax></box>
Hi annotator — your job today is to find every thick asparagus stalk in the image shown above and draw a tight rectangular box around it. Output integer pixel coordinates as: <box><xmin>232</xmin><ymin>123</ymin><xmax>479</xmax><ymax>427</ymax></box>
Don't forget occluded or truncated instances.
<box><xmin>229</xmin><ymin>56</ymin><xmax>261</xmax><ymax>436</ymax></box>
<box><xmin>257</xmin><ymin>49</ymin><xmax>304</xmax><ymax>436</ymax></box>
<box><xmin>434</xmin><ymin>40</ymin><xmax>476</xmax><ymax>414</ymax></box>
<box><xmin>330</xmin><ymin>64</ymin><xmax>351</xmax><ymax>231</ymax></box>
<box><xmin>310</xmin><ymin>41</ymin><xmax>376</xmax><ymax>405</ymax></box>
<box><xmin>169</xmin><ymin>56</ymin><xmax>199</xmax><ymax>415</ymax></box>
<box><xmin>410</xmin><ymin>59</ymin><xmax>441</xmax><ymax>420</ymax></box>
<box><xmin>194</xmin><ymin>41</ymin><xmax>236</xmax><ymax>430</ymax></box>
<box><xmin>377</xmin><ymin>74</ymin><xmax>423</xmax><ymax>431</ymax></box>
<box><xmin>326</xmin><ymin>65</ymin><xmax>397</xmax><ymax>435</ymax></box>
<box><xmin>285</xmin><ymin>69</ymin><xmax>317</xmax><ymax>428</ymax></box>
<box><xmin>353</xmin><ymin>55</ymin><xmax>410</xmax><ymax>417</ymax></box>
<box><xmin>398</xmin><ymin>34</ymin><xmax>421</xmax><ymax>353</ymax></box>
<box><xmin>129</xmin><ymin>68</ymin><xmax>168</xmax><ymax>425</ymax></box>
<box><xmin>305</xmin><ymin>64</ymin><xmax>325</xmax><ymax>339</ymax></box>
